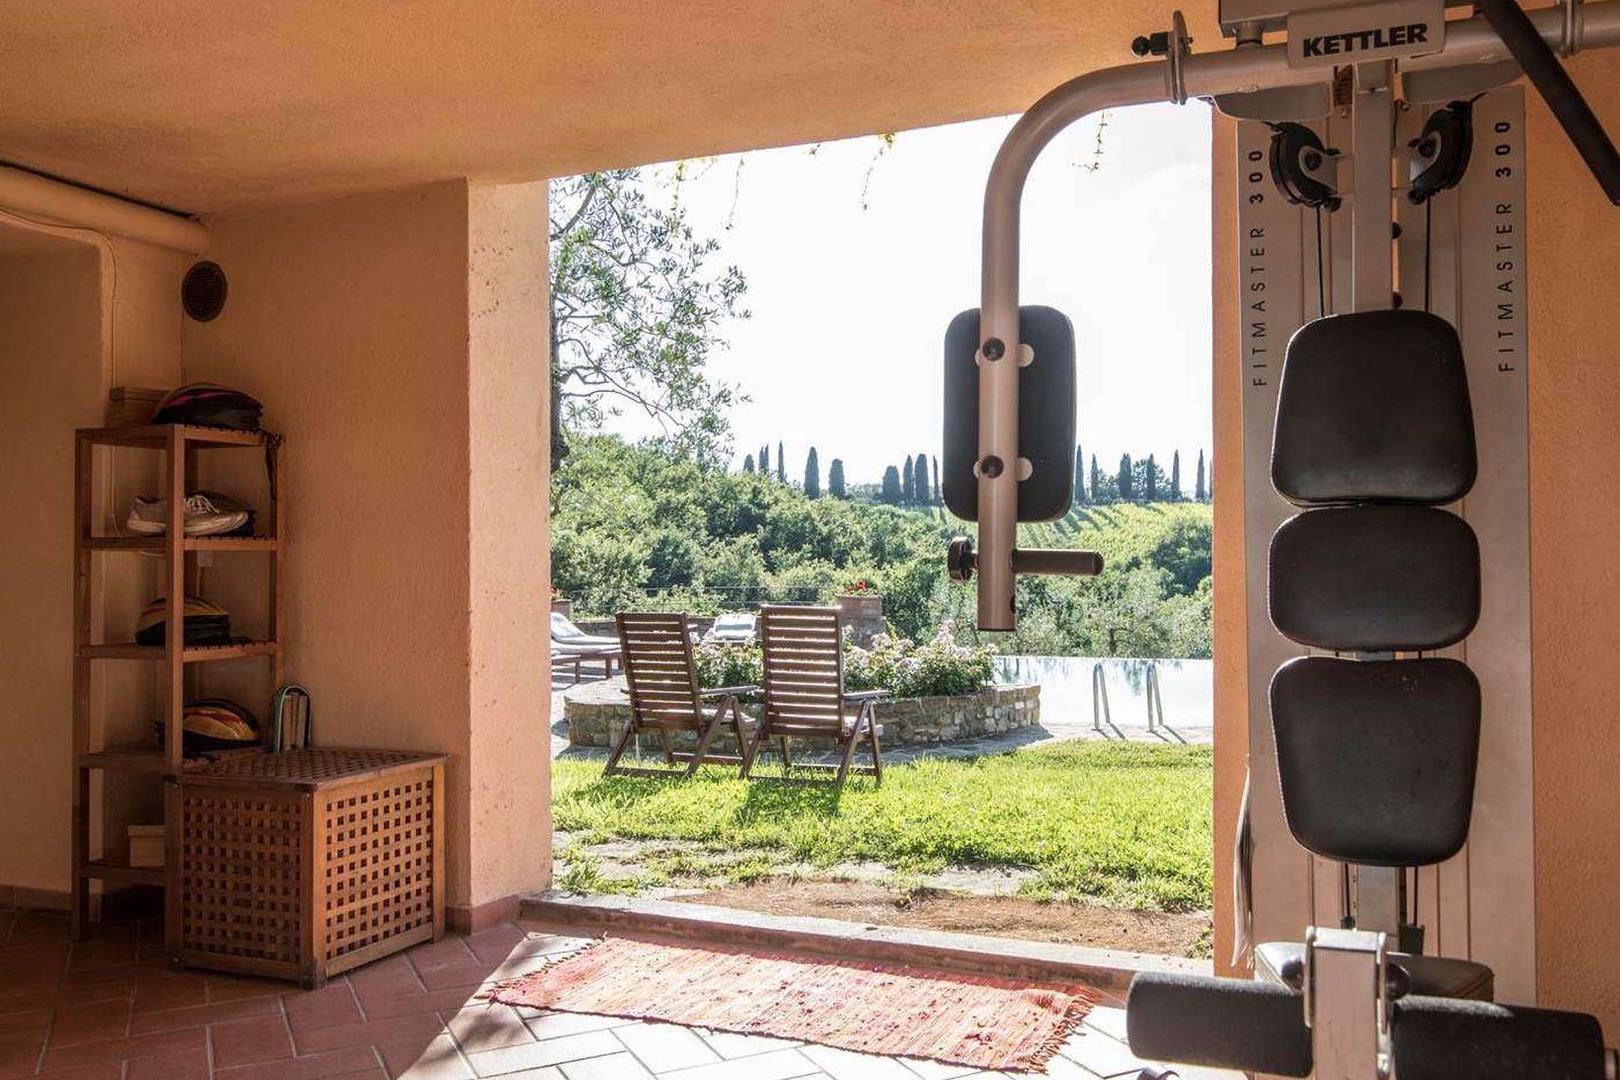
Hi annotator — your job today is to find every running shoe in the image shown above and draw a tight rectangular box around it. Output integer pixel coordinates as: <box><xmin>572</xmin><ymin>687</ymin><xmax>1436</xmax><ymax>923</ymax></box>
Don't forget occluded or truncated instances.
<box><xmin>126</xmin><ymin>491</ymin><xmax>253</xmax><ymax>536</ymax></box>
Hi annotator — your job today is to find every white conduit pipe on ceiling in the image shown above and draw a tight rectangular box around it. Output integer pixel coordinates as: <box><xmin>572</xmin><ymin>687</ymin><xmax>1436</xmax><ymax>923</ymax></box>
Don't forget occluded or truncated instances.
<box><xmin>0</xmin><ymin>164</ymin><xmax>207</xmax><ymax>254</ymax></box>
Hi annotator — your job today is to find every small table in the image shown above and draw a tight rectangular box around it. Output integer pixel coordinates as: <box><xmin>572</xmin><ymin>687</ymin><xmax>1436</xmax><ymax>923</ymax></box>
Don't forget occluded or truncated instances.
<box><xmin>167</xmin><ymin>747</ymin><xmax>448</xmax><ymax>987</ymax></box>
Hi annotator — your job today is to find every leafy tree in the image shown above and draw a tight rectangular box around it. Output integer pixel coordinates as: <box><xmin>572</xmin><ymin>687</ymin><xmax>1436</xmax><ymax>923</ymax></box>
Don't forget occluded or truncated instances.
<box><xmin>1074</xmin><ymin>444</ymin><xmax>1087</xmax><ymax>506</ymax></box>
<box><xmin>742</xmin><ymin>454</ymin><xmax>755</xmax><ymax>475</ymax></box>
<box><xmin>548</xmin><ymin>170</ymin><xmax>748</xmax><ymax>470</ymax></box>
<box><xmin>829</xmin><ymin>458</ymin><xmax>847</xmax><ymax>498</ymax></box>
<box><xmin>880</xmin><ymin>465</ymin><xmax>903</xmax><ymax>504</ymax></box>
<box><xmin>804</xmin><ymin>447</ymin><xmax>821</xmax><ymax>499</ymax></box>
<box><xmin>1170</xmin><ymin>450</ymin><xmax>1182</xmax><ymax>501</ymax></box>
<box><xmin>902</xmin><ymin>458</ymin><xmax>915</xmax><ymax>503</ymax></box>
<box><xmin>777</xmin><ymin>441</ymin><xmax>786</xmax><ymax>483</ymax></box>
<box><xmin>1195</xmin><ymin>450</ymin><xmax>1206</xmax><ymax>502</ymax></box>
<box><xmin>913</xmin><ymin>454</ymin><xmax>930</xmax><ymax>509</ymax></box>
<box><xmin>1118</xmin><ymin>453</ymin><xmax>1134</xmax><ymax>502</ymax></box>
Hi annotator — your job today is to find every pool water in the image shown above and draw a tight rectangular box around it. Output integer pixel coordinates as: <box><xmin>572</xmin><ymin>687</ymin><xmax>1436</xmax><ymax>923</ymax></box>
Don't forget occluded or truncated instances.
<box><xmin>994</xmin><ymin>655</ymin><xmax>1213</xmax><ymax>730</ymax></box>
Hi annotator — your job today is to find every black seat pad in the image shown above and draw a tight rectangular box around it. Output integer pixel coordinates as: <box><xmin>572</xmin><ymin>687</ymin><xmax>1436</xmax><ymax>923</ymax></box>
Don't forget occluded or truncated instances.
<box><xmin>1256</xmin><ymin>941</ymin><xmax>1493</xmax><ymax>1001</ymax></box>
<box><xmin>1270</xmin><ymin>506</ymin><xmax>1480</xmax><ymax>651</ymax></box>
<box><xmin>1271</xmin><ymin>656</ymin><xmax>1480</xmax><ymax>866</ymax></box>
<box><xmin>1273</xmin><ymin>311</ymin><xmax>1476</xmax><ymax>506</ymax></box>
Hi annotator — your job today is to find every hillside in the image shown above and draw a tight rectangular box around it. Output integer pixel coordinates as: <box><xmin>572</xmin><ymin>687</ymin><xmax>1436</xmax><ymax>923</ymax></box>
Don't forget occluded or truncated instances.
<box><xmin>552</xmin><ymin>436</ymin><xmax>1212</xmax><ymax>657</ymax></box>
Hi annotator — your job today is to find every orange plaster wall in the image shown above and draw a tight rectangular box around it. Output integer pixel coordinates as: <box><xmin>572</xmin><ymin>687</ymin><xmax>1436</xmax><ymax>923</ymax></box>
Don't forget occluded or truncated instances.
<box><xmin>182</xmin><ymin>179</ymin><xmax>552</xmax><ymax>911</ymax></box>
<box><xmin>0</xmin><ymin>230</ymin><xmax>189</xmax><ymax>899</ymax></box>
<box><xmin>1523</xmin><ymin>49</ymin><xmax>1620</xmax><ymax>1030</ymax></box>
<box><xmin>182</xmin><ymin>182</ymin><xmax>480</xmax><ymax>902</ymax></box>
<box><xmin>0</xmin><ymin>244</ymin><xmax>106</xmax><ymax>896</ymax></box>
<box><xmin>1209</xmin><ymin>111</ymin><xmax>1244</xmax><ymax>976</ymax></box>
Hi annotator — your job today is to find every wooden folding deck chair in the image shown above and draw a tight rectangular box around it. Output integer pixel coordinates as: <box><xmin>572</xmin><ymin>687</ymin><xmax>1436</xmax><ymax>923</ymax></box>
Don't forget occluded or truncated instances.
<box><xmin>604</xmin><ymin>612</ymin><xmax>757</xmax><ymax>777</ymax></box>
<box><xmin>742</xmin><ymin>605</ymin><xmax>885</xmax><ymax>785</ymax></box>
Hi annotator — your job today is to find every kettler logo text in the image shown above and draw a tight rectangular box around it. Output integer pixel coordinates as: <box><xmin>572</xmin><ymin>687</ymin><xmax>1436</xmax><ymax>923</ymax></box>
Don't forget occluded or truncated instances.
<box><xmin>1300</xmin><ymin>22</ymin><xmax>1429</xmax><ymax>56</ymax></box>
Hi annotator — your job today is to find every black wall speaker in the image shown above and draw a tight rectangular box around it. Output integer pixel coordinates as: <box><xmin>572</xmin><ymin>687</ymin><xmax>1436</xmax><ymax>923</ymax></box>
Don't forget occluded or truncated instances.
<box><xmin>181</xmin><ymin>261</ymin><xmax>228</xmax><ymax>322</ymax></box>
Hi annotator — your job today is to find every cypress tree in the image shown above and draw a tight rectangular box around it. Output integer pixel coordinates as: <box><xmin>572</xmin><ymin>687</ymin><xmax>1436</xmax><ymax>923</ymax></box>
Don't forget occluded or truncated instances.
<box><xmin>760</xmin><ymin>444</ymin><xmax>770</xmax><ymax>478</ymax></box>
<box><xmin>1195</xmin><ymin>450</ymin><xmax>1207</xmax><ymax>502</ymax></box>
<box><xmin>1206</xmin><ymin>456</ymin><xmax>1213</xmax><ymax>502</ymax></box>
<box><xmin>829</xmin><ymin>458</ymin><xmax>847</xmax><ymax>498</ymax></box>
<box><xmin>776</xmin><ymin>441</ymin><xmax>786</xmax><ymax>483</ymax></box>
<box><xmin>880</xmin><ymin>465</ymin><xmax>902</xmax><ymax>504</ymax></box>
<box><xmin>902</xmin><ymin>458</ymin><xmax>915</xmax><ymax>503</ymax></box>
<box><xmin>1118</xmin><ymin>453</ymin><xmax>1134</xmax><ymax>501</ymax></box>
<box><xmin>743</xmin><ymin>454</ymin><xmax>755</xmax><ymax>475</ymax></box>
<box><xmin>932</xmin><ymin>455</ymin><xmax>942</xmax><ymax>505</ymax></box>
<box><xmin>1074</xmin><ymin>444</ymin><xmax>1087</xmax><ymax>505</ymax></box>
<box><xmin>804</xmin><ymin>447</ymin><xmax>821</xmax><ymax>498</ymax></box>
<box><xmin>914</xmin><ymin>454</ymin><xmax>929</xmax><ymax>509</ymax></box>
<box><xmin>1145</xmin><ymin>454</ymin><xmax>1158</xmax><ymax>501</ymax></box>
<box><xmin>1170</xmin><ymin>451</ymin><xmax>1181</xmax><ymax>500</ymax></box>
<box><xmin>1091</xmin><ymin>454</ymin><xmax>1105</xmax><ymax>504</ymax></box>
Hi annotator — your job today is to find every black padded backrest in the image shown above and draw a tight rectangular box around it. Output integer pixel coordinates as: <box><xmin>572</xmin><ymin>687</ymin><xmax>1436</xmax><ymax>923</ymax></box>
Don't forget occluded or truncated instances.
<box><xmin>942</xmin><ymin>306</ymin><xmax>1076</xmax><ymax>523</ymax></box>
<box><xmin>1269</xmin><ymin>506</ymin><xmax>1480</xmax><ymax>651</ymax></box>
<box><xmin>1272</xmin><ymin>311</ymin><xmax>1476</xmax><ymax>506</ymax></box>
<box><xmin>1271</xmin><ymin>656</ymin><xmax>1480</xmax><ymax>867</ymax></box>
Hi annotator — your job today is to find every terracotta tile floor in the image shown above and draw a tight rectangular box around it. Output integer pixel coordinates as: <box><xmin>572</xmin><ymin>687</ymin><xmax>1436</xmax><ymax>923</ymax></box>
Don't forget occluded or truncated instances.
<box><xmin>0</xmin><ymin>906</ymin><xmax>1238</xmax><ymax>1080</ymax></box>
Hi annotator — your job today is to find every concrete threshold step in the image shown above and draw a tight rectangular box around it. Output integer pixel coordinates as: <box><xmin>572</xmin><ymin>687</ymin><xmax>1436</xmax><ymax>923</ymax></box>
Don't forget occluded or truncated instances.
<box><xmin>520</xmin><ymin>891</ymin><xmax>1210</xmax><ymax>992</ymax></box>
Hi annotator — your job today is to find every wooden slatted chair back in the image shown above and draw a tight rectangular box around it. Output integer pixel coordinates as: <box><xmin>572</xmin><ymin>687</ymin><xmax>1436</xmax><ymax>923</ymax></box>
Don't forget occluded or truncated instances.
<box><xmin>760</xmin><ymin>605</ymin><xmax>845</xmax><ymax>737</ymax></box>
<box><xmin>616</xmin><ymin>612</ymin><xmax>703</xmax><ymax>730</ymax></box>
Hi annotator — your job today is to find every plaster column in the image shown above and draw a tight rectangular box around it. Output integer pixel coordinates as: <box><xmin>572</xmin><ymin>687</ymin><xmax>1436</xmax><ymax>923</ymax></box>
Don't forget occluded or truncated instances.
<box><xmin>183</xmin><ymin>179</ymin><xmax>553</xmax><ymax>929</ymax></box>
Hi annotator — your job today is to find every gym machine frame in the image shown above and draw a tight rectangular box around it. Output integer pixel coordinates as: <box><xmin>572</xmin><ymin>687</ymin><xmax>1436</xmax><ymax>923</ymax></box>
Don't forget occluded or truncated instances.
<box><xmin>963</xmin><ymin>1</ymin><xmax>1620</xmax><ymax>631</ymax></box>
<box><xmin>952</xmin><ymin>0</ymin><xmax>1620</xmax><ymax>1076</ymax></box>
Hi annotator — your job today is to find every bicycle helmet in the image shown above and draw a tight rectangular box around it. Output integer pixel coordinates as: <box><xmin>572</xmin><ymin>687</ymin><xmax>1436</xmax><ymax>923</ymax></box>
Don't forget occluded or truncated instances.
<box><xmin>155</xmin><ymin>698</ymin><xmax>261</xmax><ymax>755</ymax></box>
<box><xmin>152</xmin><ymin>382</ymin><xmax>263</xmax><ymax>430</ymax></box>
<box><xmin>134</xmin><ymin>594</ymin><xmax>233</xmax><ymax>647</ymax></box>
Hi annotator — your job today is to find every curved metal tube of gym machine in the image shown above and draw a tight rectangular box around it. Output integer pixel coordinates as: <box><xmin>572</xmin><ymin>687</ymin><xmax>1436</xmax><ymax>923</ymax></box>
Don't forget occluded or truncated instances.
<box><xmin>972</xmin><ymin>0</ymin><xmax>1620</xmax><ymax>630</ymax></box>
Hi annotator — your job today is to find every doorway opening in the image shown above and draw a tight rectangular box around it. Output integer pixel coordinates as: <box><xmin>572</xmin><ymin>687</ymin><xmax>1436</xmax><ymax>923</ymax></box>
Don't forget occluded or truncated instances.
<box><xmin>546</xmin><ymin>102</ymin><xmax>1215</xmax><ymax>961</ymax></box>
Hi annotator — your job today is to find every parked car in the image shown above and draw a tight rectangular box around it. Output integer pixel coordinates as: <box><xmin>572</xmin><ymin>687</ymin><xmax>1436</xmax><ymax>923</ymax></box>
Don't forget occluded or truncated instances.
<box><xmin>705</xmin><ymin>612</ymin><xmax>758</xmax><ymax>645</ymax></box>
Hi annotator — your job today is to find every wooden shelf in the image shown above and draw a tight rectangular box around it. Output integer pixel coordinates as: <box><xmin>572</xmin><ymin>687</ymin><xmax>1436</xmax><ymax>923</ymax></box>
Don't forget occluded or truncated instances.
<box><xmin>81</xmin><ymin>535</ymin><xmax>279</xmax><ymax>553</ymax></box>
<box><xmin>78</xmin><ymin>748</ymin><xmax>169</xmax><ymax>774</ymax></box>
<box><xmin>72</xmin><ymin>422</ymin><xmax>285</xmax><ymax>944</ymax></box>
<box><xmin>79</xmin><ymin>640</ymin><xmax>280</xmax><ymax>662</ymax></box>
<box><xmin>81</xmin><ymin>856</ymin><xmax>166</xmax><ymax>887</ymax></box>
<box><xmin>78</xmin><ymin>424</ymin><xmax>273</xmax><ymax>449</ymax></box>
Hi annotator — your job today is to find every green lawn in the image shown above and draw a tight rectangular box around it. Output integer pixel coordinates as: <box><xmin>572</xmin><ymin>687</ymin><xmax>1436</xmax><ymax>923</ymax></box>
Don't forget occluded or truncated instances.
<box><xmin>552</xmin><ymin>741</ymin><xmax>1213</xmax><ymax>912</ymax></box>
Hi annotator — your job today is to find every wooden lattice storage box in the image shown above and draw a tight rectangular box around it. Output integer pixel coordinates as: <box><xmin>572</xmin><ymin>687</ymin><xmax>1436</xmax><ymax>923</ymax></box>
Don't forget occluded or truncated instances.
<box><xmin>167</xmin><ymin>748</ymin><xmax>448</xmax><ymax>987</ymax></box>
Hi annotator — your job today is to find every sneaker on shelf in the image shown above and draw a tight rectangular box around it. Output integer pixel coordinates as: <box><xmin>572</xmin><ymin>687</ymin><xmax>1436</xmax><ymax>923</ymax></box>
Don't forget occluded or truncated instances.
<box><xmin>126</xmin><ymin>491</ymin><xmax>254</xmax><ymax>537</ymax></box>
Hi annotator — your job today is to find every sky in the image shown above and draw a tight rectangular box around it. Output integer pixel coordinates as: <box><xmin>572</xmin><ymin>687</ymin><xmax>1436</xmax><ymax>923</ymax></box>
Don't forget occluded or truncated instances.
<box><xmin>599</xmin><ymin>102</ymin><xmax>1213</xmax><ymax>486</ymax></box>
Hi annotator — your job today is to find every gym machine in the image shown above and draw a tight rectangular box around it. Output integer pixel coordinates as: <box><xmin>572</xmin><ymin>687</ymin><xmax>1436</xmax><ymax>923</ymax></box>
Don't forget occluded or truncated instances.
<box><xmin>941</xmin><ymin>0</ymin><xmax>1620</xmax><ymax>1075</ymax></box>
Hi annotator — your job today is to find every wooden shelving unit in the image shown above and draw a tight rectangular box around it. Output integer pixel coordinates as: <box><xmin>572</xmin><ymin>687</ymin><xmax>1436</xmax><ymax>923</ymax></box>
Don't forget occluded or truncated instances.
<box><xmin>72</xmin><ymin>424</ymin><xmax>284</xmax><ymax>941</ymax></box>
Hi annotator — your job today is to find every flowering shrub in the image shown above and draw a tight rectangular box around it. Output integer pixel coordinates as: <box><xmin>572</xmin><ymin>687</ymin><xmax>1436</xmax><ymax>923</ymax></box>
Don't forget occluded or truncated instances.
<box><xmin>693</xmin><ymin>638</ymin><xmax>762</xmax><ymax>689</ymax></box>
<box><xmin>845</xmin><ymin>626</ymin><xmax>996</xmax><ymax>699</ymax></box>
<box><xmin>692</xmin><ymin>624</ymin><xmax>995</xmax><ymax>700</ymax></box>
<box><xmin>842</xmin><ymin>579</ymin><xmax>876</xmax><ymax>595</ymax></box>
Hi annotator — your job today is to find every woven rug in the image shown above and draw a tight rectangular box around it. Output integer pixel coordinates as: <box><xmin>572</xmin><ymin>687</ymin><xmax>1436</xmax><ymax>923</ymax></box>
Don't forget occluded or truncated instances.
<box><xmin>487</xmin><ymin>936</ymin><xmax>1100</xmax><ymax>1072</ymax></box>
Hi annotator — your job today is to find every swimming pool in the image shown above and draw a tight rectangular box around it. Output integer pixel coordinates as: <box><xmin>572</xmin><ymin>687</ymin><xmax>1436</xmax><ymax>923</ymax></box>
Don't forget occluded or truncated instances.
<box><xmin>994</xmin><ymin>655</ymin><xmax>1213</xmax><ymax>730</ymax></box>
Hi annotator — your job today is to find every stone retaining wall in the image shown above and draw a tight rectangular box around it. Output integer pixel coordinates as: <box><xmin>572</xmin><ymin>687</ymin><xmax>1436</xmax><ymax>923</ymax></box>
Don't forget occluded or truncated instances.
<box><xmin>564</xmin><ymin>679</ymin><xmax>1040</xmax><ymax>751</ymax></box>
